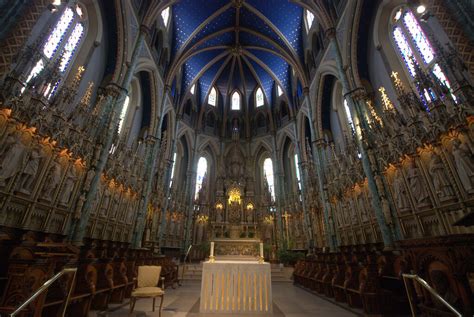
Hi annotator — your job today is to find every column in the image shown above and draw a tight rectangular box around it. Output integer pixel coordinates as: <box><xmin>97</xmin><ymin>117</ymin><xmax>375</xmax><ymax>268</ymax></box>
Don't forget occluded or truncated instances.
<box><xmin>327</xmin><ymin>28</ymin><xmax>395</xmax><ymax>249</ymax></box>
<box><xmin>271</xmin><ymin>135</ymin><xmax>286</xmax><ymax>249</ymax></box>
<box><xmin>70</xmin><ymin>26</ymin><xmax>148</xmax><ymax>245</ymax></box>
<box><xmin>291</xmin><ymin>121</ymin><xmax>315</xmax><ymax>252</ymax></box>
<box><xmin>302</xmin><ymin>90</ymin><xmax>337</xmax><ymax>251</ymax></box>
<box><xmin>183</xmin><ymin>135</ymin><xmax>198</xmax><ymax>253</ymax></box>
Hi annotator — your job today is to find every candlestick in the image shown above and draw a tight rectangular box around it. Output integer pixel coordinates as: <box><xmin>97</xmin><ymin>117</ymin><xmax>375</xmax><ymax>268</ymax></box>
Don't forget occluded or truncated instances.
<box><xmin>259</xmin><ymin>243</ymin><xmax>263</xmax><ymax>258</ymax></box>
<box><xmin>210</xmin><ymin>242</ymin><xmax>214</xmax><ymax>257</ymax></box>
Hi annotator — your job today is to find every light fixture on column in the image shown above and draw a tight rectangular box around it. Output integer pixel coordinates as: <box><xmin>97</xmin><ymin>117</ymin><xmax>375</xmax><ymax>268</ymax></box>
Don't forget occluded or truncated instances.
<box><xmin>417</xmin><ymin>5</ymin><xmax>426</xmax><ymax>14</ymax></box>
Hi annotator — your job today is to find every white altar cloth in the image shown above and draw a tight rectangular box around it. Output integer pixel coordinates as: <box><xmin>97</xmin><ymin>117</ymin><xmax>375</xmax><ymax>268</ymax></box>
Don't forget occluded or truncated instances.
<box><xmin>199</xmin><ymin>260</ymin><xmax>272</xmax><ymax>314</ymax></box>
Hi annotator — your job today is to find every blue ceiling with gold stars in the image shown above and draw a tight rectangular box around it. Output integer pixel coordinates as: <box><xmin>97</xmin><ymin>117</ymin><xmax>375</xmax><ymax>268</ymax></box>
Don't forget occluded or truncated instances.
<box><xmin>167</xmin><ymin>0</ymin><xmax>305</xmax><ymax>107</ymax></box>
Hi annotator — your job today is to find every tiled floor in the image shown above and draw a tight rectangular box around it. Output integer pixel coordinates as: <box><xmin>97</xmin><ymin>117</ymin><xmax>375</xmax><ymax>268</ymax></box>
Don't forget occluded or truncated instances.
<box><xmin>94</xmin><ymin>282</ymin><xmax>357</xmax><ymax>317</ymax></box>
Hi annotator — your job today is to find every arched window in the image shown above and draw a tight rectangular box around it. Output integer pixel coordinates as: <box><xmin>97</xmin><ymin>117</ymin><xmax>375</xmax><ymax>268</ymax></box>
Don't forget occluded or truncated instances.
<box><xmin>391</xmin><ymin>7</ymin><xmax>455</xmax><ymax>102</ymax></box>
<box><xmin>343</xmin><ymin>99</ymin><xmax>355</xmax><ymax>134</ymax></box>
<box><xmin>195</xmin><ymin>157</ymin><xmax>208</xmax><ymax>200</ymax></box>
<box><xmin>277</xmin><ymin>85</ymin><xmax>283</xmax><ymax>97</ymax></box>
<box><xmin>161</xmin><ymin>7</ymin><xmax>170</xmax><ymax>27</ymax></box>
<box><xmin>256</xmin><ymin>87</ymin><xmax>264</xmax><ymax>107</ymax></box>
<box><xmin>305</xmin><ymin>10</ymin><xmax>315</xmax><ymax>33</ymax></box>
<box><xmin>169</xmin><ymin>152</ymin><xmax>177</xmax><ymax>188</ymax></box>
<box><xmin>263</xmin><ymin>158</ymin><xmax>275</xmax><ymax>201</ymax></box>
<box><xmin>190</xmin><ymin>84</ymin><xmax>195</xmax><ymax>95</ymax></box>
<box><xmin>294</xmin><ymin>154</ymin><xmax>301</xmax><ymax>191</ymax></box>
<box><xmin>208</xmin><ymin>87</ymin><xmax>217</xmax><ymax>106</ymax></box>
<box><xmin>117</xmin><ymin>95</ymin><xmax>131</xmax><ymax>135</ymax></box>
<box><xmin>22</xmin><ymin>4</ymin><xmax>86</xmax><ymax>98</ymax></box>
<box><xmin>231</xmin><ymin>91</ymin><xmax>240</xmax><ymax>110</ymax></box>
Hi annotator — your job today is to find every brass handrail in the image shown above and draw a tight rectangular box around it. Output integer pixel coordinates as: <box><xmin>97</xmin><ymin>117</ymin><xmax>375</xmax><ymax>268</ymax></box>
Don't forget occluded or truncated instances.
<box><xmin>10</xmin><ymin>267</ymin><xmax>77</xmax><ymax>317</ymax></box>
<box><xmin>181</xmin><ymin>244</ymin><xmax>193</xmax><ymax>284</ymax></box>
<box><xmin>402</xmin><ymin>273</ymin><xmax>462</xmax><ymax>317</ymax></box>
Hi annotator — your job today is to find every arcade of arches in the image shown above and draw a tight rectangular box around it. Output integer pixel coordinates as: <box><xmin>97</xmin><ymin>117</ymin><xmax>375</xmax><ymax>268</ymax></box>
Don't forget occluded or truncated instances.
<box><xmin>0</xmin><ymin>0</ymin><xmax>473</xmax><ymax>316</ymax></box>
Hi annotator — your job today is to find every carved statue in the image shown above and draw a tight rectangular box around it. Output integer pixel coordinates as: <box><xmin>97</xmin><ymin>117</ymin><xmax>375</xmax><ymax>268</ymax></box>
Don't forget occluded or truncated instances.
<box><xmin>59</xmin><ymin>166</ymin><xmax>78</xmax><ymax>205</ymax></box>
<box><xmin>74</xmin><ymin>193</ymin><xmax>86</xmax><ymax>219</ymax></box>
<box><xmin>452</xmin><ymin>139</ymin><xmax>474</xmax><ymax>193</ymax></box>
<box><xmin>407</xmin><ymin>160</ymin><xmax>430</xmax><ymax>207</ymax></box>
<box><xmin>42</xmin><ymin>159</ymin><xmax>63</xmax><ymax>201</ymax></box>
<box><xmin>216</xmin><ymin>209</ymin><xmax>223</xmax><ymax>223</ymax></box>
<box><xmin>99</xmin><ymin>186</ymin><xmax>111</xmax><ymax>216</ymax></box>
<box><xmin>381</xmin><ymin>196</ymin><xmax>393</xmax><ymax>225</ymax></box>
<box><xmin>18</xmin><ymin>145</ymin><xmax>43</xmax><ymax>194</ymax></box>
<box><xmin>0</xmin><ymin>133</ymin><xmax>28</xmax><ymax>186</ymax></box>
<box><xmin>392</xmin><ymin>170</ymin><xmax>410</xmax><ymax>211</ymax></box>
<box><xmin>428</xmin><ymin>153</ymin><xmax>455</xmax><ymax>199</ymax></box>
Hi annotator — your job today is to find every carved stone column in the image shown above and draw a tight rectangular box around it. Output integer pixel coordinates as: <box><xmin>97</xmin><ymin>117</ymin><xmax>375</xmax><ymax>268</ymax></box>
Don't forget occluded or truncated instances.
<box><xmin>69</xmin><ymin>26</ymin><xmax>148</xmax><ymax>245</ymax></box>
<box><xmin>302</xmin><ymin>87</ymin><xmax>336</xmax><ymax>251</ymax></box>
<box><xmin>326</xmin><ymin>27</ymin><xmax>395</xmax><ymax>249</ymax></box>
<box><xmin>183</xmin><ymin>134</ymin><xmax>198</xmax><ymax>254</ymax></box>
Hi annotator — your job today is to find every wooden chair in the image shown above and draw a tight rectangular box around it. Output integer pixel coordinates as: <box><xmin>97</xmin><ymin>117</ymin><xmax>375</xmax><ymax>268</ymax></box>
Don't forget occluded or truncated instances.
<box><xmin>129</xmin><ymin>266</ymin><xmax>165</xmax><ymax>316</ymax></box>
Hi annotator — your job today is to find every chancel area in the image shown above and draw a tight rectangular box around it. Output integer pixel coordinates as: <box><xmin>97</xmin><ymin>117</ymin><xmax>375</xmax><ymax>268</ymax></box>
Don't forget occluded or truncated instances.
<box><xmin>0</xmin><ymin>0</ymin><xmax>473</xmax><ymax>316</ymax></box>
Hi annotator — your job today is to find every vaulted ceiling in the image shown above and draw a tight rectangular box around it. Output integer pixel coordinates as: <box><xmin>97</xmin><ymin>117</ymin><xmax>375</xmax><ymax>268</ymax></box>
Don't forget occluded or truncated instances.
<box><xmin>166</xmin><ymin>0</ymin><xmax>308</xmax><ymax>109</ymax></box>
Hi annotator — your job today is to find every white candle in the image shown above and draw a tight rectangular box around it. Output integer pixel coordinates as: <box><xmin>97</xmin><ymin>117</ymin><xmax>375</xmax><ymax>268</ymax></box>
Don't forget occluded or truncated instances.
<box><xmin>259</xmin><ymin>243</ymin><xmax>264</xmax><ymax>259</ymax></box>
<box><xmin>210</xmin><ymin>242</ymin><xmax>214</xmax><ymax>257</ymax></box>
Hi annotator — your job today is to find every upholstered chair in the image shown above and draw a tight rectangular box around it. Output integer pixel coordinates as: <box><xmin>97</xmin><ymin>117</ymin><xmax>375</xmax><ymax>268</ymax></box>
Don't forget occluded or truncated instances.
<box><xmin>129</xmin><ymin>266</ymin><xmax>165</xmax><ymax>316</ymax></box>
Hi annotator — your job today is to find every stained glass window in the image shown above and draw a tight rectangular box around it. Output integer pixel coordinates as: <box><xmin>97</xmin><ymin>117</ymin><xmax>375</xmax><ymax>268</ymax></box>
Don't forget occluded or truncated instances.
<box><xmin>393</xmin><ymin>27</ymin><xmax>417</xmax><ymax>77</ymax></box>
<box><xmin>208</xmin><ymin>87</ymin><xmax>217</xmax><ymax>106</ymax></box>
<box><xmin>256</xmin><ymin>87</ymin><xmax>264</xmax><ymax>107</ymax></box>
<box><xmin>190</xmin><ymin>84</ymin><xmax>195</xmax><ymax>95</ymax></box>
<box><xmin>277</xmin><ymin>85</ymin><xmax>283</xmax><ymax>97</ymax></box>
<box><xmin>343</xmin><ymin>99</ymin><xmax>355</xmax><ymax>133</ymax></box>
<box><xmin>118</xmin><ymin>95</ymin><xmax>130</xmax><ymax>135</ymax></box>
<box><xmin>169</xmin><ymin>152</ymin><xmax>177</xmax><ymax>188</ymax></box>
<box><xmin>294</xmin><ymin>154</ymin><xmax>301</xmax><ymax>191</ymax></box>
<box><xmin>161</xmin><ymin>7</ymin><xmax>170</xmax><ymax>27</ymax></box>
<box><xmin>195</xmin><ymin>157</ymin><xmax>207</xmax><ymax>200</ymax></box>
<box><xmin>403</xmin><ymin>11</ymin><xmax>434</xmax><ymax>64</ymax></box>
<box><xmin>43</xmin><ymin>7</ymin><xmax>74</xmax><ymax>58</ymax></box>
<box><xmin>59</xmin><ymin>22</ymin><xmax>84</xmax><ymax>72</ymax></box>
<box><xmin>231</xmin><ymin>91</ymin><xmax>240</xmax><ymax>110</ymax></box>
<box><xmin>22</xmin><ymin>5</ymin><xmax>85</xmax><ymax>97</ymax></box>
<box><xmin>305</xmin><ymin>10</ymin><xmax>315</xmax><ymax>32</ymax></box>
<box><xmin>263</xmin><ymin>158</ymin><xmax>275</xmax><ymax>201</ymax></box>
<box><xmin>392</xmin><ymin>8</ymin><xmax>456</xmax><ymax>102</ymax></box>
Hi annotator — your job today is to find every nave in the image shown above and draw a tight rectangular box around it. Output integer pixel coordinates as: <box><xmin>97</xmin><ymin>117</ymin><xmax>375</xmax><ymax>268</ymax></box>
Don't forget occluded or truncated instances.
<box><xmin>92</xmin><ymin>281</ymin><xmax>355</xmax><ymax>317</ymax></box>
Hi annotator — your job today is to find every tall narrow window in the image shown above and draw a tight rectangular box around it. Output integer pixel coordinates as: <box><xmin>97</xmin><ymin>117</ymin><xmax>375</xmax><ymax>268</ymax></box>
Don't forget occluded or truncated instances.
<box><xmin>277</xmin><ymin>85</ymin><xmax>283</xmax><ymax>97</ymax></box>
<box><xmin>343</xmin><ymin>99</ymin><xmax>355</xmax><ymax>133</ymax></box>
<box><xmin>391</xmin><ymin>7</ymin><xmax>455</xmax><ymax>102</ymax></box>
<box><xmin>169</xmin><ymin>152</ymin><xmax>177</xmax><ymax>188</ymax></box>
<box><xmin>231</xmin><ymin>91</ymin><xmax>240</xmax><ymax>110</ymax></box>
<box><xmin>22</xmin><ymin>5</ymin><xmax>85</xmax><ymax>97</ymax></box>
<box><xmin>117</xmin><ymin>95</ymin><xmax>130</xmax><ymax>135</ymax></box>
<box><xmin>256</xmin><ymin>87</ymin><xmax>264</xmax><ymax>107</ymax></box>
<box><xmin>161</xmin><ymin>7</ymin><xmax>170</xmax><ymax>27</ymax></box>
<box><xmin>208</xmin><ymin>87</ymin><xmax>217</xmax><ymax>106</ymax></box>
<box><xmin>190</xmin><ymin>84</ymin><xmax>195</xmax><ymax>95</ymax></box>
<box><xmin>195</xmin><ymin>157</ymin><xmax>208</xmax><ymax>200</ymax></box>
<box><xmin>294</xmin><ymin>154</ymin><xmax>301</xmax><ymax>191</ymax></box>
<box><xmin>305</xmin><ymin>10</ymin><xmax>315</xmax><ymax>32</ymax></box>
<box><xmin>263</xmin><ymin>158</ymin><xmax>275</xmax><ymax>201</ymax></box>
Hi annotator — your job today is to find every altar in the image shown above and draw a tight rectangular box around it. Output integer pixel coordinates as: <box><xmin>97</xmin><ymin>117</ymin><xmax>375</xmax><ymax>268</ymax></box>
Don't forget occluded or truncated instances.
<box><xmin>200</xmin><ymin>260</ymin><xmax>272</xmax><ymax>314</ymax></box>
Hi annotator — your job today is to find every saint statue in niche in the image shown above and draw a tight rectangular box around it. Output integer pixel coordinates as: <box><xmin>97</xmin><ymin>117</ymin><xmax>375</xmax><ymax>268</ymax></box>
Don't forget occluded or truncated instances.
<box><xmin>392</xmin><ymin>170</ymin><xmax>410</xmax><ymax>211</ymax></box>
<box><xmin>452</xmin><ymin>139</ymin><xmax>474</xmax><ymax>193</ymax></box>
<box><xmin>42</xmin><ymin>159</ymin><xmax>63</xmax><ymax>201</ymax></box>
<box><xmin>428</xmin><ymin>153</ymin><xmax>454</xmax><ymax>199</ymax></box>
<box><xmin>406</xmin><ymin>160</ymin><xmax>430</xmax><ymax>207</ymax></box>
<box><xmin>0</xmin><ymin>132</ymin><xmax>27</xmax><ymax>186</ymax></box>
<box><xmin>18</xmin><ymin>144</ymin><xmax>44</xmax><ymax>194</ymax></box>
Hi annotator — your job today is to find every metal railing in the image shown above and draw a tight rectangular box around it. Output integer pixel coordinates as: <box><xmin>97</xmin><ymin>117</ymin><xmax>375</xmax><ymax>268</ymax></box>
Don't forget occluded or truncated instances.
<box><xmin>402</xmin><ymin>273</ymin><xmax>462</xmax><ymax>317</ymax></box>
<box><xmin>181</xmin><ymin>244</ymin><xmax>193</xmax><ymax>284</ymax></box>
<box><xmin>10</xmin><ymin>267</ymin><xmax>77</xmax><ymax>317</ymax></box>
